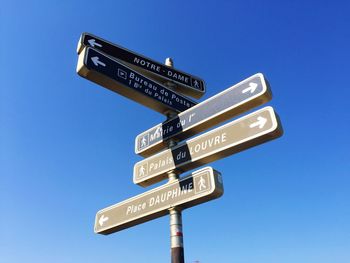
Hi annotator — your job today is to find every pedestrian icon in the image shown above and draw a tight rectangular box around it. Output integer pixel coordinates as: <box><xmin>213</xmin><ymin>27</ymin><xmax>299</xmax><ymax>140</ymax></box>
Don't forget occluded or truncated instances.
<box><xmin>198</xmin><ymin>176</ymin><xmax>206</xmax><ymax>191</ymax></box>
<box><xmin>138</xmin><ymin>165</ymin><xmax>146</xmax><ymax>177</ymax></box>
<box><xmin>140</xmin><ymin>136</ymin><xmax>148</xmax><ymax>148</ymax></box>
<box><xmin>193</xmin><ymin>174</ymin><xmax>210</xmax><ymax>195</ymax></box>
<box><xmin>194</xmin><ymin>80</ymin><xmax>199</xmax><ymax>88</ymax></box>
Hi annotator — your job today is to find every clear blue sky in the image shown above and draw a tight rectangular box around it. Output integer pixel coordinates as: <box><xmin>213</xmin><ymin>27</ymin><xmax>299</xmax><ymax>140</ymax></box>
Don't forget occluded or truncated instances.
<box><xmin>1</xmin><ymin>1</ymin><xmax>349</xmax><ymax>262</ymax></box>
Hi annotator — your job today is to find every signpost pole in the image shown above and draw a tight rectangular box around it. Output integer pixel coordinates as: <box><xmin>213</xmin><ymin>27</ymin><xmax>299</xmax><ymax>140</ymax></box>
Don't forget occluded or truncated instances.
<box><xmin>165</xmin><ymin>58</ymin><xmax>185</xmax><ymax>263</ymax></box>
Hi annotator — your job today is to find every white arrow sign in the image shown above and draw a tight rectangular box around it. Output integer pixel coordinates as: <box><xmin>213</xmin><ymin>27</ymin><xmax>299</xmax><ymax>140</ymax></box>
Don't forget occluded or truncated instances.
<box><xmin>249</xmin><ymin>116</ymin><xmax>267</xmax><ymax>129</ymax></box>
<box><xmin>95</xmin><ymin>167</ymin><xmax>223</xmax><ymax>235</ymax></box>
<box><xmin>242</xmin><ymin>82</ymin><xmax>258</xmax><ymax>94</ymax></box>
<box><xmin>135</xmin><ymin>73</ymin><xmax>272</xmax><ymax>157</ymax></box>
<box><xmin>88</xmin><ymin>38</ymin><xmax>102</xmax><ymax>48</ymax></box>
<box><xmin>134</xmin><ymin>106</ymin><xmax>283</xmax><ymax>187</ymax></box>
<box><xmin>99</xmin><ymin>214</ymin><xmax>109</xmax><ymax>226</ymax></box>
<box><xmin>91</xmin><ymin>56</ymin><xmax>106</xmax><ymax>67</ymax></box>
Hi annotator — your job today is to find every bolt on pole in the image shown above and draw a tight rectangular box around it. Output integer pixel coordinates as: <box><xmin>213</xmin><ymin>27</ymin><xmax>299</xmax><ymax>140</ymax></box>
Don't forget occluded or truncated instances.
<box><xmin>165</xmin><ymin>57</ymin><xmax>185</xmax><ymax>263</ymax></box>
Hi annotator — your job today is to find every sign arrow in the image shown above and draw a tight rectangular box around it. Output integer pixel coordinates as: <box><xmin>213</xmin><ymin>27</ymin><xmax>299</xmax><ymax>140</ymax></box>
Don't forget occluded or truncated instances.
<box><xmin>249</xmin><ymin>116</ymin><xmax>267</xmax><ymax>129</ymax></box>
<box><xmin>242</xmin><ymin>82</ymin><xmax>258</xmax><ymax>94</ymax></box>
<box><xmin>135</xmin><ymin>73</ymin><xmax>272</xmax><ymax>157</ymax></box>
<box><xmin>94</xmin><ymin>167</ymin><xmax>223</xmax><ymax>235</ymax></box>
<box><xmin>77</xmin><ymin>47</ymin><xmax>196</xmax><ymax>114</ymax></box>
<box><xmin>88</xmin><ymin>38</ymin><xmax>102</xmax><ymax>48</ymax></box>
<box><xmin>99</xmin><ymin>214</ymin><xmax>109</xmax><ymax>226</ymax></box>
<box><xmin>91</xmin><ymin>56</ymin><xmax>106</xmax><ymax>67</ymax></box>
<box><xmin>134</xmin><ymin>107</ymin><xmax>283</xmax><ymax>187</ymax></box>
<box><xmin>77</xmin><ymin>33</ymin><xmax>205</xmax><ymax>99</ymax></box>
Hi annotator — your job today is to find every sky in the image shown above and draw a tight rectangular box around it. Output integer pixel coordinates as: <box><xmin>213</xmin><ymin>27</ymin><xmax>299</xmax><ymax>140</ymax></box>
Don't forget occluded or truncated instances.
<box><xmin>1</xmin><ymin>0</ymin><xmax>349</xmax><ymax>262</ymax></box>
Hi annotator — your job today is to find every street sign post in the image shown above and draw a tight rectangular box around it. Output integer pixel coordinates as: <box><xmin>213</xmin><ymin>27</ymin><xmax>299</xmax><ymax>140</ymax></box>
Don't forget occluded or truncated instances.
<box><xmin>134</xmin><ymin>106</ymin><xmax>283</xmax><ymax>187</ymax></box>
<box><xmin>75</xmin><ymin>33</ymin><xmax>284</xmax><ymax>263</ymax></box>
<box><xmin>77</xmin><ymin>33</ymin><xmax>205</xmax><ymax>99</ymax></box>
<box><xmin>135</xmin><ymin>73</ymin><xmax>272</xmax><ymax>157</ymax></box>
<box><xmin>77</xmin><ymin>47</ymin><xmax>197</xmax><ymax>114</ymax></box>
<box><xmin>94</xmin><ymin>167</ymin><xmax>223</xmax><ymax>235</ymax></box>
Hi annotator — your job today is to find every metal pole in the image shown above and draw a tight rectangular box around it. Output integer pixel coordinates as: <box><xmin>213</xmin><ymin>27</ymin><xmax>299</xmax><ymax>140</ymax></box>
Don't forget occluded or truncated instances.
<box><xmin>165</xmin><ymin>57</ymin><xmax>185</xmax><ymax>263</ymax></box>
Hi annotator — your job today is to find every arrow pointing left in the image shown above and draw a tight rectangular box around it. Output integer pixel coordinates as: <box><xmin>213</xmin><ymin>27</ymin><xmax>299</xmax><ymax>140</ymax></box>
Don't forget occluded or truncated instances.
<box><xmin>91</xmin><ymin>56</ymin><xmax>106</xmax><ymax>67</ymax></box>
<box><xmin>88</xmin><ymin>39</ymin><xmax>102</xmax><ymax>48</ymax></box>
<box><xmin>77</xmin><ymin>32</ymin><xmax>206</xmax><ymax>99</ymax></box>
<box><xmin>77</xmin><ymin>47</ymin><xmax>197</xmax><ymax>114</ymax></box>
<box><xmin>99</xmin><ymin>214</ymin><xmax>109</xmax><ymax>226</ymax></box>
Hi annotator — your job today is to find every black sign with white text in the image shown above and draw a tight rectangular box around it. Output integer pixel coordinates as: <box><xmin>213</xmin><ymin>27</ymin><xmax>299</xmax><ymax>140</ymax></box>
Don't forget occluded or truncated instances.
<box><xmin>77</xmin><ymin>33</ymin><xmax>205</xmax><ymax>99</ymax></box>
<box><xmin>77</xmin><ymin>47</ymin><xmax>196</xmax><ymax>114</ymax></box>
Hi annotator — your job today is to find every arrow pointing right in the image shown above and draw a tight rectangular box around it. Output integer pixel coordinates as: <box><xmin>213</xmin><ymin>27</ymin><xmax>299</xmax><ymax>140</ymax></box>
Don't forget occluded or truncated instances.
<box><xmin>242</xmin><ymin>82</ymin><xmax>258</xmax><ymax>94</ymax></box>
<box><xmin>91</xmin><ymin>56</ymin><xmax>106</xmax><ymax>67</ymax></box>
<box><xmin>249</xmin><ymin>116</ymin><xmax>267</xmax><ymax>129</ymax></box>
<box><xmin>133</xmin><ymin>106</ymin><xmax>282</xmax><ymax>187</ymax></box>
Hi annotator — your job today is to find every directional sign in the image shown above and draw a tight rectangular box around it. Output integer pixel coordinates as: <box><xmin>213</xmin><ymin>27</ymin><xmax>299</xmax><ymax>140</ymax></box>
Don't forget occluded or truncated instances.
<box><xmin>77</xmin><ymin>33</ymin><xmax>206</xmax><ymax>99</ymax></box>
<box><xmin>134</xmin><ymin>106</ymin><xmax>283</xmax><ymax>187</ymax></box>
<box><xmin>135</xmin><ymin>73</ymin><xmax>272</xmax><ymax>157</ymax></box>
<box><xmin>95</xmin><ymin>167</ymin><xmax>223</xmax><ymax>235</ymax></box>
<box><xmin>77</xmin><ymin>47</ymin><xmax>197</xmax><ymax>114</ymax></box>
